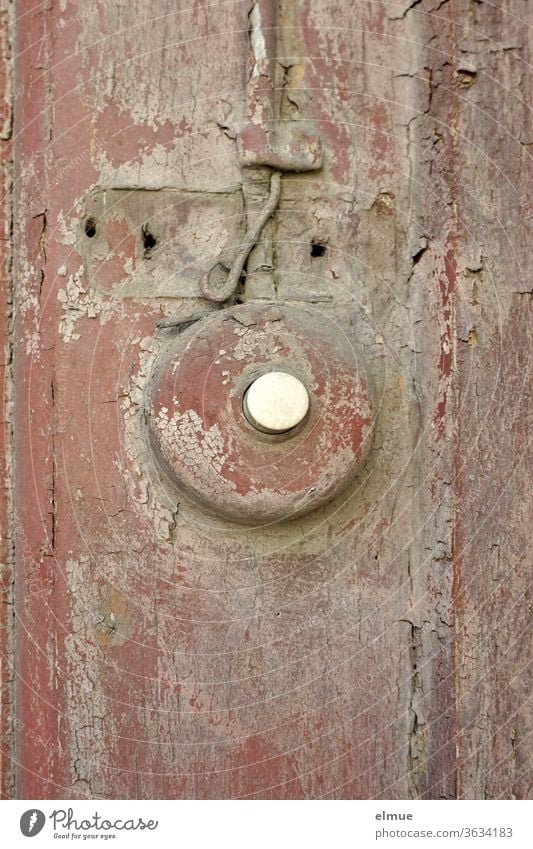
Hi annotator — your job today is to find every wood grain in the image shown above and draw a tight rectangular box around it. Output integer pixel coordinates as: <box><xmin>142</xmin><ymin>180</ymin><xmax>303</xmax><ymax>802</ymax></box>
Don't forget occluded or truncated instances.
<box><xmin>0</xmin><ymin>0</ymin><xmax>13</xmax><ymax>801</ymax></box>
<box><xmin>6</xmin><ymin>0</ymin><xmax>531</xmax><ymax>799</ymax></box>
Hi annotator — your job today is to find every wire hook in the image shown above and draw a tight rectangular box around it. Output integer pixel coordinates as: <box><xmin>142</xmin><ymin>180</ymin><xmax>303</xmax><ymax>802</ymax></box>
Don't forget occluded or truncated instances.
<box><xmin>199</xmin><ymin>170</ymin><xmax>281</xmax><ymax>303</ymax></box>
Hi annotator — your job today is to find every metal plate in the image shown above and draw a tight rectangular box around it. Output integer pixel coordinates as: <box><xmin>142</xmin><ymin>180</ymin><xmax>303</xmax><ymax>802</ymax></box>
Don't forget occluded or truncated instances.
<box><xmin>80</xmin><ymin>187</ymin><xmax>244</xmax><ymax>298</ymax></box>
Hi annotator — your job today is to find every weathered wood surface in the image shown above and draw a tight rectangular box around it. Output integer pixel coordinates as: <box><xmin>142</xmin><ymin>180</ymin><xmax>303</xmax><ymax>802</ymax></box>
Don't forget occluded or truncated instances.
<box><xmin>0</xmin><ymin>0</ymin><xmax>13</xmax><ymax>802</ymax></box>
<box><xmin>1</xmin><ymin>0</ymin><xmax>530</xmax><ymax>798</ymax></box>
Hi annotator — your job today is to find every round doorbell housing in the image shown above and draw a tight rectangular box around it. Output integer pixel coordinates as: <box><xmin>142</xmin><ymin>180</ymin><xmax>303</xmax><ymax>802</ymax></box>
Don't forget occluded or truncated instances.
<box><xmin>147</xmin><ymin>304</ymin><xmax>374</xmax><ymax>524</ymax></box>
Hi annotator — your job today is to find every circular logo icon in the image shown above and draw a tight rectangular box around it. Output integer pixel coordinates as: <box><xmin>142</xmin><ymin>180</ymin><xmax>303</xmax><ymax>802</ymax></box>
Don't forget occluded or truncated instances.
<box><xmin>20</xmin><ymin>810</ymin><xmax>46</xmax><ymax>837</ymax></box>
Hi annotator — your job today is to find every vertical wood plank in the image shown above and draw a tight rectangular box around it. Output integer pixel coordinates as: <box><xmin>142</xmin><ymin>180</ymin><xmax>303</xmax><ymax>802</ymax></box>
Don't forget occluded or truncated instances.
<box><xmin>0</xmin><ymin>0</ymin><xmax>13</xmax><ymax>801</ymax></box>
<box><xmin>408</xmin><ymin>0</ymin><xmax>532</xmax><ymax>798</ymax></box>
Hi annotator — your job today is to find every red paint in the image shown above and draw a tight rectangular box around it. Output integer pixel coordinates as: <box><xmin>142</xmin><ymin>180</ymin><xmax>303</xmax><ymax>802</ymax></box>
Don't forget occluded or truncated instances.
<box><xmin>434</xmin><ymin>239</ymin><xmax>457</xmax><ymax>440</ymax></box>
<box><xmin>0</xmin><ymin>8</ymin><xmax>12</xmax><ymax>797</ymax></box>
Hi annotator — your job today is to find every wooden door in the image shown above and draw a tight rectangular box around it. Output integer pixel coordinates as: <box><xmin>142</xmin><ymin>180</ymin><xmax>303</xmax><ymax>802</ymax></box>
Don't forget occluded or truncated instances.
<box><xmin>1</xmin><ymin>0</ymin><xmax>530</xmax><ymax>799</ymax></box>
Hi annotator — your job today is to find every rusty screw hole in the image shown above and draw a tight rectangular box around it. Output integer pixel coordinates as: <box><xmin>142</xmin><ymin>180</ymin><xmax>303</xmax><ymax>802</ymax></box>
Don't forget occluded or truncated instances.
<box><xmin>85</xmin><ymin>217</ymin><xmax>97</xmax><ymax>238</ymax></box>
<box><xmin>142</xmin><ymin>224</ymin><xmax>157</xmax><ymax>259</ymax></box>
<box><xmin>311</xmin><ymin>241</ymin><xmax>326</xmax><ymax>258</ymax></box>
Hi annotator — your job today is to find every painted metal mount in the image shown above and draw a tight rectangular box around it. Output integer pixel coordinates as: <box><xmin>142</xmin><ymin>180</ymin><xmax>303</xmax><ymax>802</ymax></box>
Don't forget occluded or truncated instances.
<box><xmin>147</xmin><ymin>303</ymin><xmax>374</xmax><ymax>525</ymax></box>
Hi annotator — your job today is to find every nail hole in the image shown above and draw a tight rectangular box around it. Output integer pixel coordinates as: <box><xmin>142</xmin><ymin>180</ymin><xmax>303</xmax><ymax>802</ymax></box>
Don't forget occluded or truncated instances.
<box><xmin>142</xmin><ymin>224</ymin><xmax>157</xmax><ymax>259</ymax></box>
<box><xmin>456</xmin><ymin>68</ymin><xmax>477</xmax><ymax>87</ymax></box>
<box><xmin>311</xmin><ymin>241</ymin><xmax>326</xmax><ymax>258</ymax></box>
<box><xmin>85</xmin><ymin>217</ymin><xmax>97</xmax><ymax>238</ymax></box>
